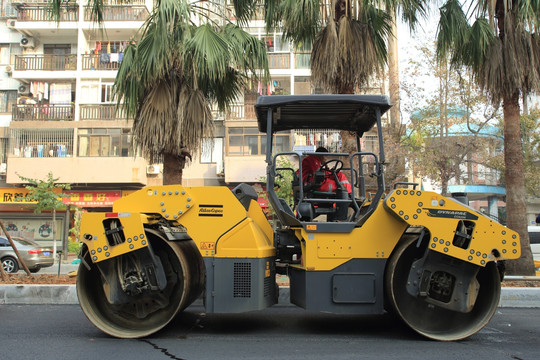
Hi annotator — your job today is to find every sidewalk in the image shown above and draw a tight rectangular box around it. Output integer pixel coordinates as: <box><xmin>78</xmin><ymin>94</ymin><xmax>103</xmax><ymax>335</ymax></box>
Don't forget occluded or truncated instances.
<box><xmin>1</xmin><ymin>283</ymin><xmax>539</xmax><ymax>307</ymax></box>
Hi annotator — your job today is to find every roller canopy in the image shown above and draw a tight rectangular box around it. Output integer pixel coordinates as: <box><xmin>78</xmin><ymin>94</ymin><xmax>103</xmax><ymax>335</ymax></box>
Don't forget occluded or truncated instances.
<box><xmin>255</xmin><ymin>94</ymin><xmax>392</xmax><ymax>134</ymax></box>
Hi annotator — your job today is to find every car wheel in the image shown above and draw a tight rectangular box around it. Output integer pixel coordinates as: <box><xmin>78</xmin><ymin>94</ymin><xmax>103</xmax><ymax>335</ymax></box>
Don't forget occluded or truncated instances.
<box><xmin>2</xmin><ymin>256</ymin><xmax>19</xmax><ymax>273</ymax></box>
<box><xmin>30</xmin><ymin>266</ymin><xmax>41</xmax><ymax>273</ymax></box>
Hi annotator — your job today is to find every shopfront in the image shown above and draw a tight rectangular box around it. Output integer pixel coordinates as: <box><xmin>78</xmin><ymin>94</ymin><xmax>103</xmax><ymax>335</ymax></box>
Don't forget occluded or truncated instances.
<box><xmin>0</xmin><ymin>188</ymin><xmax>68</xmax><ymax>252</ymax></box>
<box><xmin>0</xmin><ymin>188</ymin><xmax>123</xmax><ymax>254</ymax></box>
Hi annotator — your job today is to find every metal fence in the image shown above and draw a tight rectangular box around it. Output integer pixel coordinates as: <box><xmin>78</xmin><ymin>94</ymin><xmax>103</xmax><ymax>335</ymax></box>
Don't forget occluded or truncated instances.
<box><xmin>10</xmin><ymin>128</ymin><xmax>74</xmax><ymax>158</ymax></box>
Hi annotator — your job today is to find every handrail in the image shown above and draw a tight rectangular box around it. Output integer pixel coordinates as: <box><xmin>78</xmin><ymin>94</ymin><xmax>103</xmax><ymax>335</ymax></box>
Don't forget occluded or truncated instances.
<box><xmin>14</xmin><ymin>55</ymin><xmax>77</xmax><ymax>71</ymax></box>
<box><xmin>12</xmin><ymin>104</ymin><xmax>74</xmax><ymax>121</ymax></box>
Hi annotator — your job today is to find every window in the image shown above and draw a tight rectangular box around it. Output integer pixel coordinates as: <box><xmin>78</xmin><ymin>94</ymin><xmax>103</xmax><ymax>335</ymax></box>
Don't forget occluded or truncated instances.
<box><xmin>0</xmin><ymin>44</ymin><xmax>10</xmax><ymax>65</ymax></box>
<box><xmin>201</xmin><ymin>138</ymin><xmax>223</xmax><ymax>163</ymax></box>
<box><xmin>0</xmin><ymin>90</ymin><xmax>17</xmax><ymax>113</ymax></box>
<box><xmin>78</xmin><ymin>128</ymin><xmax>132</xmax><ymax>157</ymax></box>
<box><xmin>227</xmin><ymin>127</ymin><xmax>290</xmax><ymax>156</ymax></box>
<box><xmin>101</xmin><ymin>83</ymin><xmax>114</xmax><ymax>103</ymax></box>
<box><xmin>261</xmin><ymin>34</ymin><xmax>290</xmax><ymax>53</ymax></box>
<box><xmin>79</xmin><ymin>81</ymin><xmax>115</xmax><ymax>103</ymax></box>
<box><xmin>10</xmin><ymin>129</ymin><xmax>74</xmax><ymax>158</ymax></box>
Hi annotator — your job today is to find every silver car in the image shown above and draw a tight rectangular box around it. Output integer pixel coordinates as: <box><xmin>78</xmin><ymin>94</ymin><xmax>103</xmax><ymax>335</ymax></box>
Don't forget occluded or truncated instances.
<box><xmin>0</xmin><ymin>236</ymin><xmax>54</xmax><ymax>273</ymax></box>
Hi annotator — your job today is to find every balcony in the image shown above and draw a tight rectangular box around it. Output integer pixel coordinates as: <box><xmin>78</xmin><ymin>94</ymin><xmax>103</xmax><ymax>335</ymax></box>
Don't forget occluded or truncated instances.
<box><xmin>268</xmin><ymin>53</ymin><xmax>290</xmax><ymax>69</ymax></box>
<box><xmin>84</xmin><ymin>5</ymin><xmax>149</xmax><ymax>22</ymax></box>
<box><xmin>14</xmin><ymin>55</ymin><xmax>77</xmax><ymax>71</ymax></box>
<box><xmin>12</xmin><ymin>104</ymin><xmax>74</xmax><ymax>121</ymax></box>
<box><xmin>226</xmin><ymin>103</ymin><xmax>257</xmax><ymax>121</ymax></box>
<box><xmin>79</xmin><ymin>104</ymin><xmax>128</xmax><ymax>120</ymax></box>
<box><xmin>295</xmin><ymin>53</ymin><xmax>310</xmax><ymax>69</ymax></box>
<box><xmin>81</xmin><ymin>54</ymin><xmax>122</xmax><ymax>71</ymax></box>
<box><xmin>17</xmin><ymin>4</ymin><xmax>79</xmax><ymax>22</ymax></box>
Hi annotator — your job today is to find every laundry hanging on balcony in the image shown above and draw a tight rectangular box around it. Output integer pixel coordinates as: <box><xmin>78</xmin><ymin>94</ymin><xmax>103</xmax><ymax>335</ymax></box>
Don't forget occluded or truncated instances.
<box><xmin>49</xmin><ymin>83</ymin><xmax>72</xmax><ymax>105</ymax></box>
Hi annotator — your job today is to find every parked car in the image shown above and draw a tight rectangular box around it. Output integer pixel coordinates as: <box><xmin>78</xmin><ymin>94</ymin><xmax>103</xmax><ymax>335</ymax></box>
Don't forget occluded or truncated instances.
<box><xmin>528</xmin><ymin>226</ymin><xmax>540</xmax><ymax>260</ymax></box>
<box><xmin>528</xmin><ymin>226</ymin><xmax>540</xmax><ymax>275</ymax></box>
<box><xmin>0</xmin><ymin>236</ymin><xmax>54</xmax><ymax>273</ymax></box>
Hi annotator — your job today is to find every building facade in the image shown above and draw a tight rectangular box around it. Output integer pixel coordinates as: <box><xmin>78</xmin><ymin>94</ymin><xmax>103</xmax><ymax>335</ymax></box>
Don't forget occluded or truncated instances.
<box><xmin>1</xmin><ymin>1</ymin><xmax>390</xmax><ymax>251</ymax></box>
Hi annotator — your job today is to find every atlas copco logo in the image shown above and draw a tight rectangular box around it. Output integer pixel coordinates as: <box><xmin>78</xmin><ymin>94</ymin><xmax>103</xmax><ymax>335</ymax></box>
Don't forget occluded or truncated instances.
<box><xmin>198</xmin><ymin>204</ymin><xmax>224</xmax><ymax>217</ymax></box>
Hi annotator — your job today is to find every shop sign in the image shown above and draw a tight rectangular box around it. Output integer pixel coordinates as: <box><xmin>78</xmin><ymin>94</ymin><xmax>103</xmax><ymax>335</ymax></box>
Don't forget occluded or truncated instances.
<box><xmin>0</xmin><ymin>188</ymin><xmax>36</xmax><ymax>204</ymax></box>
<box><xmin>62</xmin><ymin>191</ymin><xmax>121</xmax><ymax>207</ymax></box>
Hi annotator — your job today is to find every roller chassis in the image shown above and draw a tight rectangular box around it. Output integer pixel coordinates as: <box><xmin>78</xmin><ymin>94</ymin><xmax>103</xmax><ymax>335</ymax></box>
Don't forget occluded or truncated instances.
<box><xmin>77</xmin><ymin>95</ymin><xmax>520</xmax><ymax>340</ymax></box>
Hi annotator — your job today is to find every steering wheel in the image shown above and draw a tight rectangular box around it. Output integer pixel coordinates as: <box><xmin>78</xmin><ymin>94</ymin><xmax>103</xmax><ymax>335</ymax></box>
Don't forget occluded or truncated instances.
<box><xmin>320</xmin><ymin>159</ymin><xmax>343</xmax><ymax>173</ymax></box>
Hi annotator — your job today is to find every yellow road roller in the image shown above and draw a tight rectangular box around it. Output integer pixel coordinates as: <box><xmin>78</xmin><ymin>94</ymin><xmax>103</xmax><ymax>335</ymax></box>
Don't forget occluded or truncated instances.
<box><xmin>77</xmin><ymin>95</ymin><xmax>520</xmax><ymax>340</ymax></box>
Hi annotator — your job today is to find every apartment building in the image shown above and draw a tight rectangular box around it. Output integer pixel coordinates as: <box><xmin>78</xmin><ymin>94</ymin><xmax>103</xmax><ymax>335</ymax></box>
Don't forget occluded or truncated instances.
<box><xmin>0</xmin><ymin>0</ymin><xmax>156</xmax><ymax>249</ymax></box>
<box><xmin>0</xmin><ymin>1</ymin><xmax>388</xmax><ymax>250</ymax></box>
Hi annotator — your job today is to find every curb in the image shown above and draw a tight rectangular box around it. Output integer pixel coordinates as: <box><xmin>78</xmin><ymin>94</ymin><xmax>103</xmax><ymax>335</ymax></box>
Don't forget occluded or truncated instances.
<box><xmin>1</xmin><ymin>285</ymin><xmax>540</xmax><ymax>308</ymax></box>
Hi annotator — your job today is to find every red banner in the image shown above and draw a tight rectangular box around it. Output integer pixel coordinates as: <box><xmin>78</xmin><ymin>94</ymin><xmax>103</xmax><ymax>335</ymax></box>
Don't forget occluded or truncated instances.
<box><xmin>62</xmin><ymin>191</ymin><xmax>121</xmax><ymax>207</ymax></box>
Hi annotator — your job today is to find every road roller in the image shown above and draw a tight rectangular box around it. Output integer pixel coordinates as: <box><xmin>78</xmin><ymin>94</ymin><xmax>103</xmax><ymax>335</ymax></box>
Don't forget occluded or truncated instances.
<box><xmin>77</xmin><ymin>95</ymin><xmax>520</xmax><ymax>340</ymax></box>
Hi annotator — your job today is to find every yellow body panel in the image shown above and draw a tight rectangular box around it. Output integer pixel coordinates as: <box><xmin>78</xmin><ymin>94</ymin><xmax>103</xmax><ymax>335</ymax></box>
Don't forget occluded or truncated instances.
<box><xmin>292</xmin><ymin>204</ymin><xmax>408</xmax><ymax>271</ymax></box>
<box><xmin>384</xmin><ymin>189</ymin><xmax>520</xmax><ymax>265</ymax></box>
<box><xmin>81</xmin><ymin>185</ymin><xmax>274</xmax><ymax>262</ymax></box>
<box><xmin>215</xmin><ymin>216</ymin><xmax>275</xmax><ymax>258</ymax></box>
<box><xmin>80</xmin><ymin>212</ymin><xmax>148</xmax><ymax>262</ymax></box>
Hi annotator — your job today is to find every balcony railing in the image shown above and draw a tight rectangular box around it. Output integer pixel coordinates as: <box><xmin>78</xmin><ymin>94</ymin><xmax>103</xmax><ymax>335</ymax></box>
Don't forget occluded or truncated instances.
<box><xmin>79</xmin><ymin>104</ymin><xmax>128</xmax><ymax>120</ymax></box>
<box><xmin>268</xmin><ymin>53</ymin><xmax>290</xmax><ymax>69</ymax></box>
<box><xmin>12</xmin><ymin>104</ymin><xmax>74</xmax><ymax>121</ymax></box>
<box><xmin>81</xmin><ymin>54</ymin><xmax>123</xmax><ymax>70</ymax></box>
<box><xmin>295</xmin><ymin>53</ymin><xmax>311</xmax><ymax>69</ymax></box>
<box><xmin>84</xmin><ymin>5</ymin><xmax>149</xmax><ymax>21</ymax></box>
<box><xmin>17</xmin><ymin>5</ymin><xmax>79</xmax><ymax>22</ymax></box>
<box><xmin>14</xmin><ymin>55</ymin><xmax>77</xmax><ymax>71</ymax></box>
<box><xmin>225</xmin><ymin>103</ymin><xmax>257</xmax><ymax>121</ymax></box>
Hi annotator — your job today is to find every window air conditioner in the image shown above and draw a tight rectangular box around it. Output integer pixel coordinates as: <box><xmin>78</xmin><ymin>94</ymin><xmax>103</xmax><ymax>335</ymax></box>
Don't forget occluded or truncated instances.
<box><xmin>20</xmin><ymin>37</ymin><xmax>35</xmax><ymax>48</ymax></box>
<box><xmin>18</xmin><ymin>85</ymin><xmax>29</xmax><ymax>95</ymax></box>
<box><xmin>146</xmin><ymin>164</ymin><xmax>161</xmax><ymax>175</ymax></box>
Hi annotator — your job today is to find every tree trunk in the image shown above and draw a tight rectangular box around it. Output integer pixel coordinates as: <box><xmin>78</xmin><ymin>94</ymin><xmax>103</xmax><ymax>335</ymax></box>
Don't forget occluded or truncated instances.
<box><xmin>502</xmin><ymin>92</ymin><xmax>535</xmax><ymax>275</ymax></box>
<box><xmin>162</xmin><ymin>152</ymin><xmax>188</xmax><ymax>185</ymax></box>
<box><xmin>388</xmin><ymin>11</ymin><xmax>401</xmax><ymax>138</ymax></box>
<box><xmin>52</xmin><ymin>208</ymin><xmax>57</xmax><ymax>264</ymax></box>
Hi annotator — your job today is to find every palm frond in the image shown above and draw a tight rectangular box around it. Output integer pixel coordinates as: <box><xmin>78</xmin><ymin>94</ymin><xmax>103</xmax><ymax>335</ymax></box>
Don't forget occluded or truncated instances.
<box><xmin>452</xmin><ymin>18</ymin><xmax>495</xmax><ymax>71</ymax></box>
<box><xmin>311</xmin><ymin>3</ymin><xmax>390</xmax><ymax>93</ymax></box>
<box><xmin>223</xmin><ymin>24</ymin><xmax>270</xmax><ymax>82</ymax></box>
<box><xmin>187</xmin><ymin>24</ymin><xmax>229</xmax><ymax>82</ymax></box>
<box><xmin>391</xmin><ymin>0</ymin><xmax>429</xmax><ymax>31</ymax></box>
<box><xmin>474</xmin><ymin>13</ymin><xmax>540</xmax><ymax>104</ymax></box>
<box><xmin>133</xmin><ymin>79</ymin><xmax>180</xmax><ymax>163</ymax></box>
<box><xmin>279</xmin><ymin>0</ymin><xmax>321</xmax><ymax>44</ymax></box>
<box><xmin>311</xmin><ymin>19</ymin><xmax>339</xmax><ymax>92</ymax></box>
<box><xmin>86</xmin><ymin>0</ymin><xmax>105</xmax><ymax>24</ymax></box>
<box><xmin>113</xmin><ymin>43</ymin><xmax>141</xmax><ymax>119</ymax></box>
<box><xmin>229</xmin><ymin>0</ymin><xmax>259</xmax><ymax>26</ymax></box>
<box><xmin>199</xmin><ymin>67</ymin><xmax>244</xmax><ymax>111</ymax></box>
<box><xmin>436</xmin><ymin>0</ymin><xmax>470</xmax><ymax>61</ymax></box>
<box><xmin>176</xmin><ymin>87</ymin><xmax>215</xmax><ymax>156</ymax></box>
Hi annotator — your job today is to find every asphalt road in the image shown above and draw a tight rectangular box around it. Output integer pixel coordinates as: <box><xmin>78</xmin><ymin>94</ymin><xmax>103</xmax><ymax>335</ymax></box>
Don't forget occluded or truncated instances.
<box><xmin>1</xmin><ymin>305</ymin><xmax>538</xmax><ymax>360</ymax></box>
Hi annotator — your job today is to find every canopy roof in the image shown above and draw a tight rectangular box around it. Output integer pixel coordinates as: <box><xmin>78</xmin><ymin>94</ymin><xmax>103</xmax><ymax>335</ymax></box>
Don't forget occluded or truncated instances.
<box><xmin>255</xmin><ymin>94</ymin><xmax>392</xmax><ymax>134</ymax></box>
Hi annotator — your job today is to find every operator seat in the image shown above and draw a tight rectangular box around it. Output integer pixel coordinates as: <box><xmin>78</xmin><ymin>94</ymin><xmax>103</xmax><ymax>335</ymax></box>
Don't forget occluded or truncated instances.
<box><xmin>294</xmin><ymin>169</ymin><xmax>350</xmax><ymax>222</ymax></box>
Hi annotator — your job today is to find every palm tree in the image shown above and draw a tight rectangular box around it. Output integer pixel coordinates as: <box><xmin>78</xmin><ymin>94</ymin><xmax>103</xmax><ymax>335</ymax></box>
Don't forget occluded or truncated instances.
<box><xmin>263</xmin><ymin>0</ymin><xmax>425</xmax><ymax>171</ymax></box>
<box><xmin>435</xmin><ymin>0</ymin><xmax>538</xmax><ymax>274</ymax></box>
<box><xmin>264</xmin><ymin>0</ymin><xmax>425</xmax><ymax>115</ymax></box>
<box><xmin>51</xmin><ymin>0</ymin><xmax>269</xmax><ymax>184</ymax></box>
